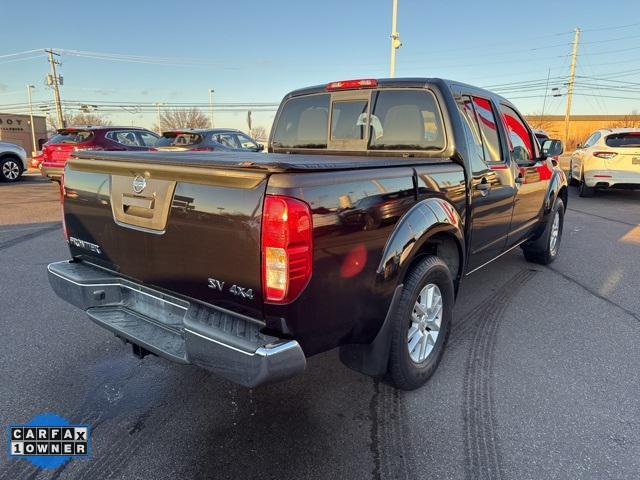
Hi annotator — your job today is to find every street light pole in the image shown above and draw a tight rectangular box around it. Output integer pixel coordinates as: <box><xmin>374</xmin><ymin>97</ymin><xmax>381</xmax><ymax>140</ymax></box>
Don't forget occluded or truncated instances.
<box><xmin>208</xmin><ymin>89</ymin><xmax>215</xmax><ymax>128</ymax></box>
<box><xmin>26</xmin><ymin>85</ymin><xmax>38</xmax><ymax>156</ymax></box>
<box><xmin>389</xmin><ymin>0</ymin><xmax>402</xmax><ymax>78</ymax></box>
<box><xmin>154</xmin><ymin>102</ymin><xmax>164</xmax><ymax>134</ymax></box>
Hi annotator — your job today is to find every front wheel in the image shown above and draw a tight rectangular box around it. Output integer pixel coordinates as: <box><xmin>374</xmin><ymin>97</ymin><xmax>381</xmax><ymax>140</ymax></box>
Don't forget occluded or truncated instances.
<box><xmin>0</xmin><ymin>157</ymin><xmax>22</xmax><ymax>182</ymax></box>
<box><xmin>522</xmin><ymin>197</ymin><xmax>564</xmax><ymax>265</ymax></box>
<box><xmin>388</xmin><ymin>255</ymin><xmax>454</xmax><ymax>391</ymax></box>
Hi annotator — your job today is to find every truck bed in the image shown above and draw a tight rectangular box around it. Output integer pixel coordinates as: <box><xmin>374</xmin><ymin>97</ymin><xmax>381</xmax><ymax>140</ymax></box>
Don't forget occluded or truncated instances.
<box><xmin>74</xmin><ymin>150</ymin><xmax>453</xmax><ymax>173</ymax></box>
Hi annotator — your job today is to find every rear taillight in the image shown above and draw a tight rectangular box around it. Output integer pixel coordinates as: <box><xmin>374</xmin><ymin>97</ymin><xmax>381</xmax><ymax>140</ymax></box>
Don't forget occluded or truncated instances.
<box><xmin>261</xmin><ymin>195</ymin><xmax>313</xmax><ymax>303</ymax></box>
<box><xmin>593</xmin><ymin>151</ymin><xmax>617</xmax><ymax>159</ymax></box>
<box><xmin>60</xmin><ymin>175</ymin><xmax>68</xmax><ymax>241</ymax></box>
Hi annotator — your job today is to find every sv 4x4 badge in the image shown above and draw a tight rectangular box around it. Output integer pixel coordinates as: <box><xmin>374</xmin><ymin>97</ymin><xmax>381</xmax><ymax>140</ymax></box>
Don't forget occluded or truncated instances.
<box><xmin>208</xmin><ymin>277</ymin><xmax>254</xmax><ymax>300</ymax></box>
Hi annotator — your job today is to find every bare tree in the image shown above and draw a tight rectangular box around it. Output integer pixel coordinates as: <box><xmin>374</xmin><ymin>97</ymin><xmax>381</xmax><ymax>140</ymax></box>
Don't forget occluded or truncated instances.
<box><xmin>65</xmin><ymin>112</ymin><xmax>112</xmax><ymax>126</ymax></box>
<box><xmin>250</xmin><ymin>126</ymin><xmax>267</xmax><ymax>141</ymax></box>
<box><xmin>154</xmin><ymin>108</ymin><xmax>211</xmax><ymax>132</ymax></box>
<box><xmin>612</xmin><ymin>110</ymin><xmax>640</xmax><ymax>128</ymax></box>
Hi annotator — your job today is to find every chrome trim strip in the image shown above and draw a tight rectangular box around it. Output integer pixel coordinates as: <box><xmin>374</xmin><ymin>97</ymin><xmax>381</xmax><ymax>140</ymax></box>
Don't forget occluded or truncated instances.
<box><xmin>465</xmin><ymin>239</ymin><xmax>527</xmax><ymax>276</ymax></box>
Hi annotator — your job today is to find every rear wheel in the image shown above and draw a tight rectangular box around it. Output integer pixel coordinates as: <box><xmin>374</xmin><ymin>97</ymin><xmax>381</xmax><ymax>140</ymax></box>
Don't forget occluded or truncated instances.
<box><xmin>0</xmin><ymin>157</ymin><xmax>22</xmax><ymax>182</ymax></box>
<box><xmin>578</xmin><ymin>173</ymin><xmax>594</xmax><ymax>197</ymax></box>
<box><xmin>522</xmin><ymin>197</ymin><xmax>564</xmax><ymax>265</ymax></box>
<box><xmin>388</xmin><ymin>255</ymin><xmax>453</xmax><ymax>391</ymax></box>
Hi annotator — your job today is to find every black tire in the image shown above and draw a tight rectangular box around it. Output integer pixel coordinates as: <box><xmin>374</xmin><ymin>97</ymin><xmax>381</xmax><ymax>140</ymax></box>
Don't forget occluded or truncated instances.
<box><xmin>0</xmin><ymin>156</ymin><xmax>23</xmax><ymax>183</ymax></box>
<box><xmin>522</xmin><ymin>197</ymin><xmax>564</xmax><ymax>265</ymax></box>
<box><xmin>578</xmin><ymin>173</ymin><xmax>594</xmax><ymax>197</ymax></box>
<box><xmin>388</xmin><ymin>255</ymin><xmax>454</xmax><ymax>391</ymax></box>
<box><xmin>568</xmin><ymin>161</ymin><xmax>578</xmax><ymax>186</ymax></box>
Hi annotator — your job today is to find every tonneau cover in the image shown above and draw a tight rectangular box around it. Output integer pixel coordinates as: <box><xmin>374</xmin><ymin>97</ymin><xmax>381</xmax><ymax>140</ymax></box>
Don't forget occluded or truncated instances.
<box><xmin>72</xmin><ymin>150</ymin><xmax>452</xmax><ymax>173</ymax></box>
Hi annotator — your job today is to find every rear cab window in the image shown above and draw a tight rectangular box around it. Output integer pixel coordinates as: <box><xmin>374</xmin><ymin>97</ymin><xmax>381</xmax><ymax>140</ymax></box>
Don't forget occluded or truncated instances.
<box><xmin>605</xmin><ymin>132</ymin><xmax>640</xmax><ymax>147</ymax></box>
<box><xmin>49</xmin><ymin>130</ymin><xmax>94</xmax><ymax>144</ymax></box>
<box><xmin>271</xmin><ymin>87</ymin><xmax>446</xmax><ymax>154</ymax></box>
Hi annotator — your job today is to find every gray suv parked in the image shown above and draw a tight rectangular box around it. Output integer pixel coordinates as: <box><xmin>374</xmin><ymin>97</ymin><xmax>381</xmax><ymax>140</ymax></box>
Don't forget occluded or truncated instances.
<box><xmin>0</xmin><ymin>142</ymin><xmax>28</xmax><ymax>182</ymax></box>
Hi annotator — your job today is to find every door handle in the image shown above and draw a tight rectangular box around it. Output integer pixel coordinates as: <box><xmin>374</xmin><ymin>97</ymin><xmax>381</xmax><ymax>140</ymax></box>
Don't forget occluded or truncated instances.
<box><xmin>475</xmin><ymin>178</ymin><xmax>491</xmax><ymax>196</ymax></box>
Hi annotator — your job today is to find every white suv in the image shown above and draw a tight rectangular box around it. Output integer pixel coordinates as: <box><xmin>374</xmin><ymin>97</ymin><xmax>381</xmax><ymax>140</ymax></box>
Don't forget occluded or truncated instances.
<box><xmin>569</xmin><ymin>128</ymin><xmax>640</xmax><ymax>197</ymax></box>
<box><xmin>0</xmin><ymin>142</ymin><xmax>28</xmax><ymax>182</ymax></box>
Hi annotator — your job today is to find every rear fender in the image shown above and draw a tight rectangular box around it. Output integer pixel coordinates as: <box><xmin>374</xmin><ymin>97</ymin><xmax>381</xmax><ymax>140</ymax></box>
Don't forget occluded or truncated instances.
<box><xmin>377</xmin><ymin>197</ymin><xmax>465</xmax><ymax>287</ymax></box>
<box><xmin>339</xmin><ymin>198</ymin><xmax>464</xmax><ymax>377</ymax></box>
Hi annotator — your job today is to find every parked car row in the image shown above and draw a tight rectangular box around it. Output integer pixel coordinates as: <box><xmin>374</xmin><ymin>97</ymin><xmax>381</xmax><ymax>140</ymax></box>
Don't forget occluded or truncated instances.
<box><xmin>0</xmin><ymin>125</ymin><xmax>263</xmax><ymax>183</ymax></box>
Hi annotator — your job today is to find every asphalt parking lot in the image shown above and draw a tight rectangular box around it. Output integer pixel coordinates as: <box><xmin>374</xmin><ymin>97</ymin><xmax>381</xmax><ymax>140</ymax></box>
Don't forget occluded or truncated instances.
<box><xmin>1</xmin><ymin>172</ymin><xmax>639</xmax><ymax>480</ymax></box>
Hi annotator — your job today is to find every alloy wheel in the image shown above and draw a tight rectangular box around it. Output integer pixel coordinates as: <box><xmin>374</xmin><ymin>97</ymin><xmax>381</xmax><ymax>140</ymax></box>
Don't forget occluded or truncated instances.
<box><xmin>407</xmin><ymin>283</ymin><xmax>443</xmax><ymax>363</ymax></box>
<box><xmin>2</xmin><ymin>160</ymin><xmax>20</xmax><ymax>181</ymax></box>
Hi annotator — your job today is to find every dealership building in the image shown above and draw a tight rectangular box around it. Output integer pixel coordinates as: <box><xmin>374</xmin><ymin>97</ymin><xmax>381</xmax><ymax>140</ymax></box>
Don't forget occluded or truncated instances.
<box><xmin>0</xmin><ymin>113</ymin><xmax>48</xmax><ymax>156</ymax></box>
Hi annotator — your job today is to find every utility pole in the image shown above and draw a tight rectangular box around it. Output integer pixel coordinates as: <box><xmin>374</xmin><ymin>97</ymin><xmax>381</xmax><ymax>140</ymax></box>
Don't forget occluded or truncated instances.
<box><xmin>26</xmin><ymin>85</ymin><xmax>38</xmax><ymax>156</ymax></box>
<box><xmin>154</xmin><ymin>102</ymin><xmax>165</xmax><ymax>134</ymax></box>
<box><xmin>389</xmin><ymin>0</ymin><xmax>402</xmax><ymax>78</ymax></box>
<box><xmin>563</xmin><ymin>28</ymin><xmax>580</xmax><ymax>147</ymax></box>
<box><xmin>46</xmin><ymin>49</ymin><xmax>65</xmax><ymax>128</ymax></box>
<box><xmin>208</xmin><ymin>89</ymin><xmax>215</xmax><ymax>128</ymax></box>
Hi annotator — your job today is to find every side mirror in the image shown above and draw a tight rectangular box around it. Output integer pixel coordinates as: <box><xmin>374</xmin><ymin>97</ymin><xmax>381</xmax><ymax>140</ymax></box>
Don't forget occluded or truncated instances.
<box><xmin>542</xmin><ymin>139</ymin><xmax>564</xmax><ymax>158</ymax></box>
<box><xmin>257</xmin><ymin>144</ymin><xmax>264</xmax><ymax>151</ymax></box>
<box><xmin>575</xmin><ymin>143</ymin><xmax>582</xmax><ymax>150</ymax></box>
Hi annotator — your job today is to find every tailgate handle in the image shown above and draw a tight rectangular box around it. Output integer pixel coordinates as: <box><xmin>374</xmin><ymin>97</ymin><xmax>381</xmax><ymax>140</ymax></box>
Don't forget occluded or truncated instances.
<box><xmin>122</xmin><ymin>193</ymin><xmax>155</xmax><ymax>218</ymax></box>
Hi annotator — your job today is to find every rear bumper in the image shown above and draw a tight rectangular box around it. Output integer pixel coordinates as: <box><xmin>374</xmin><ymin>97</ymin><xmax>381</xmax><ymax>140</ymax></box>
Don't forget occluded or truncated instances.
<box><xmin>584</xmin><ymin>169</ymin><xmax>640</xmax><ymax>188</ymax></box>
<box><xmin>47</xmin><ymin>260</ymin><xmax>306</xmax><ymax>387</ymax></box>
<box><xmin>41</xmin><ymin>165</ymin><xmax>64</xmax><ymax>180</ymax></box>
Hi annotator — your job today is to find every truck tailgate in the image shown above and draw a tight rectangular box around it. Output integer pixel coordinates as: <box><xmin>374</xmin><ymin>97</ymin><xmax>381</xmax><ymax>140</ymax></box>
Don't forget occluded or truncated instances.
<box><xmin>62</xmin><ymin>153</ymin><xmax>267</xmax><ymax>318</ymax></box>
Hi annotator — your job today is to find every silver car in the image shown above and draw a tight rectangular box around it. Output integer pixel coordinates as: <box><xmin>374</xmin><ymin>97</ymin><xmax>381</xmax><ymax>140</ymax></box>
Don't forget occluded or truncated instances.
<box><xmin>0</xmin><ymin>142</ymin><xmax>28</xmax><ymax>182</ymax></box>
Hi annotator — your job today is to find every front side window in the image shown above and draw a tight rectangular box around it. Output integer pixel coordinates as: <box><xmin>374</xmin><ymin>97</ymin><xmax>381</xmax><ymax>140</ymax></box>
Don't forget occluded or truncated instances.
<box><xmin>107</xmin><ymin>130</ymin><xmax>142</xmax><ymax>146</ymax></box>
<box><xmin>472</xmin><ymin>97</ymin><xmax>502</xmax><ymax>163</ymax></box>
<box><xmin>500</xmin><ymin>104</ymin><xmax>533</xmax><ymax>163</ymax></box>
<box><xmin>138</xmin><ymin>131</ymin><xmax>159</xmax><ymax>147</ymax></box>
<box><xmin>272</xmin><ymin>94</ymin><xmax>330</xmax><ymax>149</ymax></box>
<box><xmin>583</xmin><ymin>131</ymin><xmax>601</xmax><ymax>148</ymax></box>
<box><xmin>235</xmin><ymin>133</ymin><xmax>258</xmax><ymax>149</ymax></box>
<box><xmin>331</xmin><ymin>100</ymin><xmax>368</xmax><ymax>140</ymax></box>
<box><xmin>368</xmin><ymin>90</ymin><xmax>445</xmax><ymax>151</ymax></box>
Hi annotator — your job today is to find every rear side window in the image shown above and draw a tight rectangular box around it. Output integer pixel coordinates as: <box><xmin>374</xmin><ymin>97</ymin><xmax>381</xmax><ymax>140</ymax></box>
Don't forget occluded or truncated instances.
<box><xmin>457</xmin><ymin>96</ymin><xmax>489</xmax><ymax>173</ymax></box>
<box><xmin>213</xmin><ymin>133</ymin><xmax>240</xmax><ymax>148</ymax></box>
<box><xmin>605</xmin><ymin>132</ymin><xmax>640</xmax><ymax>147</ymax></box>
<box><xmin>368</xmin><ymin>90</ymin><xmax>444</xmax><ymax>150</ymax></box>
<box><xmin>272</xmin><ymin>94</ymin><xmax>330</xmax><ymax>148</ymax></box>
<box><xmin>156</xmin><ymin>133</ymin><xmax>203</xmax><ymax>147</ymax></box>
<box><xmin>500</xmin><ymin>104</ymin><xmax>533</xmax><ymax>162</ymax></box>
<box><xmin>49</xmin><ymin>130</ymin><xmax>93</xmax><ymax>144</ymax></box>
<box><xmin>472</xmin><ymin>97</ymin><xmax>502</xmax><ymax>163</ymax></box>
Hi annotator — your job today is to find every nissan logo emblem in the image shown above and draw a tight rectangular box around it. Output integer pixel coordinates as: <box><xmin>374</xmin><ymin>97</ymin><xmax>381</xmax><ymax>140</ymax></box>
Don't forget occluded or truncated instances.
<box><xmin>132</xmin><ymin>175</ymin><xmax>147</xmax><ymax>193</ymax></box>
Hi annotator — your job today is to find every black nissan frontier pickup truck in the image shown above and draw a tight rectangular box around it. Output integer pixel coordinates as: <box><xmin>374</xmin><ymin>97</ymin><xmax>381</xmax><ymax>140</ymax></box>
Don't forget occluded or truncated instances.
<box><xmin>48</xmin><ymin>78</ymin><xmax>567</xmax><ymax>390</ymax></box>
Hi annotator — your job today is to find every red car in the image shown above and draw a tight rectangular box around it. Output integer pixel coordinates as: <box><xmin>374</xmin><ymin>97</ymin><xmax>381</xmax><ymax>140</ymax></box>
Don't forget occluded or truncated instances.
<box><xmin>41</xmin><ymin>126</ymin><xmax>159</xmax><ymax>181</ymax></box>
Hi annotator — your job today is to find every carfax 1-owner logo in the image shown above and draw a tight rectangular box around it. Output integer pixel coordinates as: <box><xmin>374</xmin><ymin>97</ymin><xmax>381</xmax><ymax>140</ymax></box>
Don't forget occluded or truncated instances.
<box><xmin>7</xmin><ymin>413</ymin><xmax>91</xmax><ymax>468</ymax></box>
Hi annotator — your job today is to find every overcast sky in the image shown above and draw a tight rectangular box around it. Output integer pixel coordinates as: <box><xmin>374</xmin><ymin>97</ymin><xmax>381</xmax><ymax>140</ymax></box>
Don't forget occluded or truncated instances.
<box><xmin>2</xmin><ymin>0</ymin><xmax>640</xmax><ymax>132</ymax></box>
